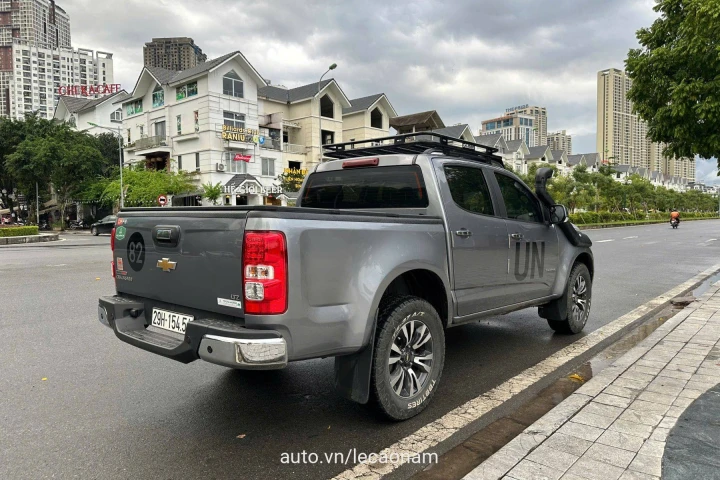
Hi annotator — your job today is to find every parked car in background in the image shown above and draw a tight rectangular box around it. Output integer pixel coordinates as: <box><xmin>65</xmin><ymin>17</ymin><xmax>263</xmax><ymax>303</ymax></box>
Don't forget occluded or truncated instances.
<box><xmin>90</xmin><ymin>215</ymin><xmax>117</xmax><ymax>236</ymax></box>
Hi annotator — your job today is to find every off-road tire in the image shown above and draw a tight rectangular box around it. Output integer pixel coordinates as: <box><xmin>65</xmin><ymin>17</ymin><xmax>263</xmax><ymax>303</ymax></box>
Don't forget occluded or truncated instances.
<box><xmin>371</xmin><ymin>295</ymin><xmax>445</xmax><ymax>421</ymax></box>
<box><xmin>543</xmin><ymin>263</ymin><xmax>592</xmax><ymax>334</ymax></box>
<box><xmin>91</xmin><ymin>227</ymin><xmax>98</xmax><ymax>236</ymax></box>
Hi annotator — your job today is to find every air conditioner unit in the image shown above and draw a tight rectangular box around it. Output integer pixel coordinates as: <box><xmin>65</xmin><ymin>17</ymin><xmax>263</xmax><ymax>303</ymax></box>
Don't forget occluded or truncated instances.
<box><xmin>216</xmin><ymin>163</ymin><xmax>226</xmax><ymax>172</ymax></box>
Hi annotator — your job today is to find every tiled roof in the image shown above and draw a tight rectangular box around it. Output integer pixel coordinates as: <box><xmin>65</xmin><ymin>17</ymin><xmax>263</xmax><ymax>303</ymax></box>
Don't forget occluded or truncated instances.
<box><xmin>390</xmin><ymin>110</ymin><xmax>444</xmax><ymax>129</ymax></box>
<box><xmin>343</xmin><ymin>93</ymin><xmax>384</xmax><ymax>114</ymax></box>
<box><xmin>551</xmin><ymin>150</ymin><xmax>566</xmax><ymax>161</ymax></box>
<box><xmin>526</xmin><ymin>146</ymin><xmax>551</xmax><ymax>159</ymax></box>
<box><xmin>567</xmin><ymin>154</ymin><xmax>585</xmax><ymax>166</ymax></box>
<box><xmin>432</xmin><ymin>124</ymin><xmax>469</xmax><ymax>139</ymax></box>
<box><xmin>613</xmin><ymin>164</ymin><xmax>631</xmax><ymax>173</ymax></box>
<box><xmin>171</xmin><ymin>51</ymin><xmax>238</xmax><ymax>84</ymax></box>
<box><xmin>259</xmin><ymin>79</ymin><xmax>334</xmax><ymax>103</ymax></box>
<box><xmin>474</xmin><ymin>133</ymin><xmax>502</xmax><ymax>147</ymax></box>
<box><xmin>505</xmin><ymin>139</ymin><xmax>524</xmax><ymax>152</ymax></box>
<box><xmin>61</xmin><ymin>91</ymin><xmax>129</xmax><ymax>113</ymax></box>
<box><xmin>224</xmin><ymin>174</ymin><xmax>260</xmax><ymax>188</ymax></box>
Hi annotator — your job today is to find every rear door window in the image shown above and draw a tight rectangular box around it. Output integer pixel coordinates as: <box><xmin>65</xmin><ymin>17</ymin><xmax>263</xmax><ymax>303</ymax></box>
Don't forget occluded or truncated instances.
<box><xmin>444</xmin><ymin>165</ymin><xmax>494</xmax><ymax>216</ymax></box>
<box><xmin>302</xmin><ymin>165</ymin><xmax>428</xmax><ymax>209</ymax></box>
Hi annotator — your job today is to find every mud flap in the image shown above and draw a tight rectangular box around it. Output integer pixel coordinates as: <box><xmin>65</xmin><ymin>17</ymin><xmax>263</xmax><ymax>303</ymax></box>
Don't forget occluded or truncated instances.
<box><xmin>334</xmin><ymin>328</ymin><xmax>376</xmax><ymax>404</ymax></box>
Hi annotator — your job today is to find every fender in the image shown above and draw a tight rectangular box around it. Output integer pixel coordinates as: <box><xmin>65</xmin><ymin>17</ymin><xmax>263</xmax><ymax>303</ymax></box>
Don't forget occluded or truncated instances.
<box><xmin>334</xmin><ymin>262</ymin><xmax>451</xmax><ymax>404</ymax></box>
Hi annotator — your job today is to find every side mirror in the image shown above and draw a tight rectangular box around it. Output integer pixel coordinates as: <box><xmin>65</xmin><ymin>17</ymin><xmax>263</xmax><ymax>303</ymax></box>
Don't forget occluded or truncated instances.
<box><xmin>549</xmin><ymin>204</ymin><xmax>568</xmax><ymax>224</ymax></box>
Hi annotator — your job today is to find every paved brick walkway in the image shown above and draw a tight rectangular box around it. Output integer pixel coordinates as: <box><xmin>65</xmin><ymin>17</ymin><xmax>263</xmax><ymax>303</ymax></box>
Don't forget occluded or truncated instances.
<box><xmin>464</xmin><ymin>282</ymin><xmax>720</xmax><ymax>480</ymax></box>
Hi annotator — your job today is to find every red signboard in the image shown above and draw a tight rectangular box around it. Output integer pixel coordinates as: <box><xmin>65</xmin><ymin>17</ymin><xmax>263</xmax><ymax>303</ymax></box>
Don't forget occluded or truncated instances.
<box><xmin>57</xmin><ymin>84</ymin><xmax>122</xmax><ymax>96</ymax></box>
<box><xmin>234</xmin><ymin>154</ymin><xmax>252</xmax><ymax>162</ymax></box>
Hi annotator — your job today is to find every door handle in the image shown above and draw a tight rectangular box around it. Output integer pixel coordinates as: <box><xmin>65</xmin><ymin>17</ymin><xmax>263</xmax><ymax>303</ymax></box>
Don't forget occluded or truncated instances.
<box><xmin>510</xmin><ymin>233</ymin><xmax>524</xmax><ymax>240</ymax></box>
<box><xmin>455</xmin><ymin>230</ymin><xmax>473</xmax><ymax>237</ymax></box>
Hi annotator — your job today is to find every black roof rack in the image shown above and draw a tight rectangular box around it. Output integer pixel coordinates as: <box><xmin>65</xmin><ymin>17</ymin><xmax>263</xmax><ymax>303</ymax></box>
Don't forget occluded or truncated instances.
<box><xmin>322</xmin><ymin>132</ymin><xmax>504</xmax><ymax>168</ymax></box>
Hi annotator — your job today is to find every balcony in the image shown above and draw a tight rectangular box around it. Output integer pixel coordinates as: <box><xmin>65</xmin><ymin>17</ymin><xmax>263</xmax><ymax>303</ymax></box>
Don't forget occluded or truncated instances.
<box><xmin>132</xmin><ymin>136</ymin><xmax>172</xmax><ymax>156</ymax></box>
<box><xmin>283</xmin><ymin>143</ymin><xmax>306</xmax><ymax>155</ymax></box>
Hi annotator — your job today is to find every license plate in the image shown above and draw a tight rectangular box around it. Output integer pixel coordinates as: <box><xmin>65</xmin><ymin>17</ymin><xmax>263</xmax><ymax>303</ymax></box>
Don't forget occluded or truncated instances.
<box><xmin>151</xmin><ymin>308</ymin><xmax>194</xmax><ymax>335</ymax></box>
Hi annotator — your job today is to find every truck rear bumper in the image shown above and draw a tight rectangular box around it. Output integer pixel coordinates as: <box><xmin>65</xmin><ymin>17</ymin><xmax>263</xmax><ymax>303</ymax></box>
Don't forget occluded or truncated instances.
<box><xmin>98</xmin><ymin>296</ymin><xmax>287</xmax><ymax>370</ymax></box>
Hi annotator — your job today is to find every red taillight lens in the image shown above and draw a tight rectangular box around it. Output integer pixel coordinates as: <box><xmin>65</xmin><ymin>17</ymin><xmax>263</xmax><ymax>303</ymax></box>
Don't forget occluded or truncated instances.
<box><xmin>111</xmin><ymin>227</ymin><xmax>116</xmax><ymax>279</ymax></box>
<box><xmin>242</xmin><ymin>231</ymin><xmax>287</xmax><ymax>315</ymax></box>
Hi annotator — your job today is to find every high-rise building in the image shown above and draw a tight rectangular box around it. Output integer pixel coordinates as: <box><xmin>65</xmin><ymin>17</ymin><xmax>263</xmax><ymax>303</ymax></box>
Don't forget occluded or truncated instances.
<box><xmin>6</xmin><ymin>42</ymin><xmax>114</xmax><ymax>120</ymax></box>
<box><xmin>143</xmin><ymin>37</ymin><xmax>207</xmax><ymax>71</ymax></box>
<box><xmin>548</xmin><ymin>130</ymin><xmax>572</xmax><ymax>155</ymax></box>
<box><xmin>597</xmin><ymin>68</ymin><xmax>693</xmax><ymax>181</ymax></box>
<box><xmin>505</xmin><ymin>104</ymin><xmax>547</xmax><ymax>146</ymax></box>
<box><xmin>481</xmin><ymin>112</ymin><xmax>536</xmax><ymax>146</ymax></box>
<box><xmin>1</xmin><ymin>0</ymin><xmax>72</xmax><ymax>116</ymax></box>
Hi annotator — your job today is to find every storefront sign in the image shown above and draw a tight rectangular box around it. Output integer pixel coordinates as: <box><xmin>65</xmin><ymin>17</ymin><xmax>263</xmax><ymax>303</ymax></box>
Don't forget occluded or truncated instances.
<box><xmin>234</xmin><ymin>154</ymin><xmax>252</xmax><ymax>162</ymax></box>
<box><xmin>57</xmin><ymin>84</ymin><xmax>122</xmax><ymax>96</ymax></box>
<box><xmin>223</xmin><ymin>184</ymin><xmax>283</xmax><ymax>195</ymax></box>
<box><xmin>221</xmin><ymin>125</ymin><xmax>265</xmax><ymax>144</ymax></box>
<box><xmin>283</xmin><ymin>168</ymin><xmax>308</xmax><ymax>175</ymax></box>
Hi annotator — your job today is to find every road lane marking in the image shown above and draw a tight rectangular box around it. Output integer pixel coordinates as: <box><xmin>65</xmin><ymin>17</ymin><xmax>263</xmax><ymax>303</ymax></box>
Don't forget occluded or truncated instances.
<box><xmin>596</xmin><ymin>239</ymin><xmax>614</xmax><ymax>243</ymax></box>
<box><xmin>623</xmin><ymin>236</ymin><xmax>638</xmax><ymax>239</ymax></box>
<box><xmin>643</xmin><ymin>241</ymin><xmax>659</xmax><ymax>246</ymax></box>
<box><xmin>332</xmin><ymin>264</ymin><xmax>720</xmax><ymax>480</ymax></box>
<box><xmin>706</xmin><ymin>239</ymin><xmax>717</xmax><ymax>242</ymax></box>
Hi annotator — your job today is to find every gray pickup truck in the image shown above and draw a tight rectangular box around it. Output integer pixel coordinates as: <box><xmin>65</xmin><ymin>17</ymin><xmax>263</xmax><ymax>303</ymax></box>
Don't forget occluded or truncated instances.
<box><xmin>98</xmin><ymin>133</ymin><xmax>593</xmax><ymax>420</ymax></box>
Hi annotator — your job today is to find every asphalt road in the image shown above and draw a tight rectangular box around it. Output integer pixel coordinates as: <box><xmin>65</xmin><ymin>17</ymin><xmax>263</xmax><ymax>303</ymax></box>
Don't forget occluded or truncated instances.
<box><xmin>1</xmin><ymin>221</ymin><xmax>719</xmax><ymax>480</ymax></box>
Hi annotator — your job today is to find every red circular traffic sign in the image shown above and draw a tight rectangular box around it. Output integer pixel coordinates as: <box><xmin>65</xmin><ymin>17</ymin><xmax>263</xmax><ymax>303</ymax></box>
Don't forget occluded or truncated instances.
<box><xmin>157</xmin><ymin>194</ymin><xmax>168</xmax><ymax>206</ymax></box>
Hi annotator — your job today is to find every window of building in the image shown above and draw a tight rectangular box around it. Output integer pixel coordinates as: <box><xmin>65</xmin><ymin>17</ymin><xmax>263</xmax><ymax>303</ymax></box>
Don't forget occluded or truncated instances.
<box><xmin>125</xmin><ymin>99</ymin><xmax>142</xmax><ymax>116</ymax></box>
<box><xmin>127</xmin><ymin>129</ymin><xmax>131</xmax><ymax>143</ymax></box>
<box><xmin>178</xmin><ymin>155</ymin><xmax>182</xmax><ymax>171</ymax></box>
<box><xmin>154</xmin><ymin>121</ymin><xmax>166</xmax><ymax>138</ymax></box>
<box><xmin>110</xmin><ymin>108</ymin><xmax>122</xmax><ymax>123</ymax></box>
<box><xmin>176</xmin><ymin>81</ymin><xmax>198</xmax><ymax>101</ymax></box>
<box><xmin>321</xmin><ymin>130</ymin><xmax>334</xmax><ymax>145</ymax></box>
<box><xmin>262</xmin><ymin>157</ymin><xmax>275</xmax><ymax>177</ymax></box>
<box><xmin>320</xmin><ymin>94</ymin><xmax>334</xmax><ymax>119</ymax></box>
<box><xmin>176</xmin><ymin>115</ymin><xmax>182</xmax><ymax>135</ymax></box>
<box><xmin>195</xmin><ymin>152</ymin><xmax>200</xmax><ymax>172</ymax></box>
<box><xmin>444</xmin><ymin>166</ymin><xmax>494</xmax><ymax>216</ymax></box>
<box><xmin>494</xmin><ymin>173</ymin><xmax>543</xmax><ymax>223</ymax></box>
<box><xmin>139</xmin><ymin>125</ymin><xmax>144</xmax><ymax>137</ymax></box>
<box><xmin>223</xmin><ymin>111</ymin><xmax>245</xmax><ymax>129</ymax></box>
<box><xmin>227</xmin><ymin>153</ymin><xmax>248</xmax><ymax>174</ymax></box>
<box><xmin>223</xmin><ymin>70</ymin><xmax>243</xmax><ymax>98</ymax></box>
<box><xmin>370</xmin><ymin>107</ymin><xmax>383</xmax><ymax>129</ymax></box>
<box><xmin>152</xmin><ymin>85</ymin><xmax>164</xmax><ymax>108</ymax></box>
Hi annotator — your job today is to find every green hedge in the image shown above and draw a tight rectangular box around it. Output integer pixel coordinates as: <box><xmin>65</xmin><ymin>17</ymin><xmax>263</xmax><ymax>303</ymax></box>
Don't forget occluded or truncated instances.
<box><xmin>569</xmin><ymin>212</ymin><xmax>718</xmax><ymax>225</ymax></box>
<box><xmin>0</xmin><ymin>226</ymin><xmax>40</xmax><ymax>237</ymax></box>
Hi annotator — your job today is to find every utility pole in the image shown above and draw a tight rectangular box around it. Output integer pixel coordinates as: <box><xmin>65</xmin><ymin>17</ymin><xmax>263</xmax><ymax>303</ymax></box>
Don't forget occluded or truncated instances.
<box><xmin>36</xmin><ymin>182</ymin><xmax>39</xmax><ymax>225</ymax></box>
<box><xmin>316</xmin><ymin>63</ymin><xmax>337</xmax><ymax>165</ymax></box>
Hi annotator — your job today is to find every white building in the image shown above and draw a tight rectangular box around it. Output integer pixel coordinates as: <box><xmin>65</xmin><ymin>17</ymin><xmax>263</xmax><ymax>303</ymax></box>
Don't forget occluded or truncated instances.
<box><xmin>5</xmin><ymin>40</ymin><xmax>114</xmax><ymax>120</ymax></box>
<box><xmin>548</xmin><ymin>130</ymin><xmax>572</xmax><ymax>155</ymax></box>
<box><xmin>481</xmin><ymin>113</ymin><xmax>536</xmax><ymax>146</ymax></box>
<box><xmin>54</xmin><ymin>89</ymin><xmax>128</xmax><ymax>134</ymax></box>
<box><xmin>506</xmin><ymin>104</ymin><xmax>548</xmax><ymax>146</ymax></box>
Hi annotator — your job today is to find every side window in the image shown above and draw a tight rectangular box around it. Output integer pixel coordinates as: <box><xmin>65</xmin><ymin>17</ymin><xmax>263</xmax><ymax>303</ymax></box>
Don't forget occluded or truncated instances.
<box><xmin>494</xmin><ymin>173</ymin><xmax>543</xmax><ymax>223</ymax></box>
<box><xmin>444</xmin><ymin>165</ymin><xmax>494</xmax><ymax>216</ymax></box>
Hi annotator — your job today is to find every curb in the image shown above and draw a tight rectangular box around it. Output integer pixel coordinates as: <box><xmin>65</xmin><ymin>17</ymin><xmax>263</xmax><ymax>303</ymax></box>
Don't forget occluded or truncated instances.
<box><xmin>463</xmin><ymin>279</ymin><xmax>720</xmax><ymax>480</ymax></box>
<box><xmin>0</xmin><ymin>233</ymin><xmax>60</xmax><ymax>245</ymax></box>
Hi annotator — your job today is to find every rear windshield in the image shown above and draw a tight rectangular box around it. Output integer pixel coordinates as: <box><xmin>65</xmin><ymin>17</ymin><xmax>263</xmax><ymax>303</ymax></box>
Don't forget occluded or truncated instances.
<box><xmin>301</xmin><ymin>165</ymin><xmax>429</xmax><ymax>209</ymax></box>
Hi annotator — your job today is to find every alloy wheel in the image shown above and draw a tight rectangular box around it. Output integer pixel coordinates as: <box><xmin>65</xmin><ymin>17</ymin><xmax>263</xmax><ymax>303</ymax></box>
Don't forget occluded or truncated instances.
<box><xmin>388</xmin><ymin>320</ymin><xmax>434</xmax><ymax>398</ymax></box>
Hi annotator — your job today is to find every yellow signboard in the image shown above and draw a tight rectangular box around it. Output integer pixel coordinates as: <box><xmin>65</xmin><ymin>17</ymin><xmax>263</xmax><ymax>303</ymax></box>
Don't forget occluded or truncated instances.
<box><xmin>221</xmin><ymin>124</ymin><xmax>261</xmax><ymax>142</ymax></box>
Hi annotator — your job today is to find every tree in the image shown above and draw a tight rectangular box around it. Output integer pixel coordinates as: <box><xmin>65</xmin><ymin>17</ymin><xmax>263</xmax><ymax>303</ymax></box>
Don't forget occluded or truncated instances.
<box><xmin>7</xmin><ymin>123</ymin><xmax>105</xmax><ymax>229</ymax></box>
<box><xmin>202</xmin><ymin>182</ymin><xmax>223</xmax><ymax>205</ymax></box>
<box><xmin>100</xmin><ymin>165</ymin><xmax>196</xmax><ymax>209</ymax></box>
<box><xmin>276</xmin><ymin>169</ymin><xmax>306</xmax><ymax>193</ymax></box>
<box><xmin>626</xmin><ymin>0</ymin><xmax>720</xmax><ymax>167</ymax></box>
<box><xmin>92</xmin><ymin>132</ymin><xmax>123</xmax><ymax>176</ymax></box>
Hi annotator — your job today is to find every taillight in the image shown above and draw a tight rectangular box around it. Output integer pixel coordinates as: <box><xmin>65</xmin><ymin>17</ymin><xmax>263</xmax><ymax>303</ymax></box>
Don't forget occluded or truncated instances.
<box><xmin>111</xmin><ymin>227</ymin><xmax>116</xmax><ymax>278</ymax></box>
<box><xmin>242</xmin><ymin>231</ymin><xmax>288</xmax><ymax>315</ymax></box>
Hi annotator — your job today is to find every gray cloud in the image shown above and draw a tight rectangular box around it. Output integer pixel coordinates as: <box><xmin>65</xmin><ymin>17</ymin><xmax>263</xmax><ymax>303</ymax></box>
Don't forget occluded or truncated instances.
<box><xmin>62</xmin><ymin>0</ymin><xmax>682</xmax><ymax>161</ymax></box>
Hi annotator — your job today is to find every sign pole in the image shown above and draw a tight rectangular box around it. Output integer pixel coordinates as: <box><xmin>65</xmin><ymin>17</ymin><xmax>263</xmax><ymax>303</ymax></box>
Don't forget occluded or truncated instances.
<box><xmin>36</xmin><ymin>182</ymin><xmax>39</xmax><ymax>225</ymax></box>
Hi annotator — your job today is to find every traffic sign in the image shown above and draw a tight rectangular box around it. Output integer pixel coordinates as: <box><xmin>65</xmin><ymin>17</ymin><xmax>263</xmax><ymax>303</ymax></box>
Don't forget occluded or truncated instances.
<box><xmin>158</xmin><ymin>194</ymin><xmax>168</xmax><ymax>207</ymax></box>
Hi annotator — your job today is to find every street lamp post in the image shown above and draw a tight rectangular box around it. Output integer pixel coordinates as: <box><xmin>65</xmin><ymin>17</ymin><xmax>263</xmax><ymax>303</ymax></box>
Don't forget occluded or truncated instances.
<box><xmin>316</xmin><ymin>63</ymin><xmax>337</xmax><ymax>164</ymax></box>
<box><xmin>88</xmin><ymin>122</ymin><xmax>124</xmax><ymax>209</ymax></box>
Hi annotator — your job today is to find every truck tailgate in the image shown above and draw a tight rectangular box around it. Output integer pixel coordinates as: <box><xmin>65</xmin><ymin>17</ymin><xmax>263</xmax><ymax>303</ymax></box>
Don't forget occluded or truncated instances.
<box><xmin>113</xmin><ymin>212</ymin><xmax>248</xmax><ymax>316</ymax></box>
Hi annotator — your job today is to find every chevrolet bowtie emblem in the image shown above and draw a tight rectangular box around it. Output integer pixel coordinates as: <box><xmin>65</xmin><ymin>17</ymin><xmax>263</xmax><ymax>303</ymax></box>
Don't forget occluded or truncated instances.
<box><xmin>157</xmin><ymin>258</ymin><xmax>177</xmax><ymax>272</ymax></box>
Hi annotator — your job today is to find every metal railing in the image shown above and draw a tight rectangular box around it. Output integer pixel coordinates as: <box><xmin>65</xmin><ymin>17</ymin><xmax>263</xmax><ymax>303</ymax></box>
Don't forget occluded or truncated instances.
<box><xmin>283</xmin><ymin>143</ymin><xmax>306</xmax><ymax>155</ymax></box>
<box><xmin>134</xmin><ymin>135</ymin><xmax>168</xmax><ymax>150</ymax></box>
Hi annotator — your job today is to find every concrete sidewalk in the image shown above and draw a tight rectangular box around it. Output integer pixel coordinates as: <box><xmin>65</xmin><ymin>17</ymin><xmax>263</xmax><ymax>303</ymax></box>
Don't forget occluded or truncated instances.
<box><xmin>464</xmin><ymin>281</ymin><xmax>720</xmax><ymax>480</ymax></box>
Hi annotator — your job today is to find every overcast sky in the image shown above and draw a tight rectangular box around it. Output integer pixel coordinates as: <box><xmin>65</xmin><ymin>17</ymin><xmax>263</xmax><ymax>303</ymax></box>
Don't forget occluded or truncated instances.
<box><xmin>63</xmin><ymin>0</ymin><xmax>718</xmax><ymax>184</ymax></box>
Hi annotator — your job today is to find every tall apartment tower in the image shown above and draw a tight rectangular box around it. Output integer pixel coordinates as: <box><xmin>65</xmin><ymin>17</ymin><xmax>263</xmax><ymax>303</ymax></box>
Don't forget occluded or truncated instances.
<box><xmin>548</xmin><ymin>130</ymin><xmax>573</xmax><ymax>155</ymax></box>
<box><xmin>596</xmin><ymin>68</ymin><xmax>651</xmax><ymax>167</ymax></box>
<box><xmin>1</xmin><ymin>0</ymin><xmax>71</xmax><ymax>115</ymax></box>
<box><xmin>505</xmin><ymin>104</ymin><xmax>548</xmax><ymax>146</ymax></box>
<box><xmin>597</xmin><ymin>67</ymin><xmax>694</xmax><ymax>181</ymax></box>
<box><xmin>143</xmin><ymin>37</ymin><xmax>207</xmax><ymax>71</ymax></box>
